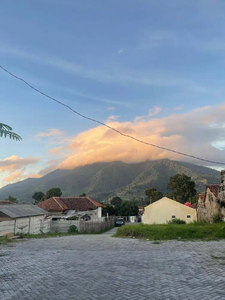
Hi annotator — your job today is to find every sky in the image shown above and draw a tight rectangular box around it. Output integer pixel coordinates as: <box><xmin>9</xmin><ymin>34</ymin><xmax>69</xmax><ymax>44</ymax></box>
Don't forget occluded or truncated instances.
<box><xmin>1</xmin><ymin>0</ymin><xmax>225</xmax><ymax>188</ymax></box>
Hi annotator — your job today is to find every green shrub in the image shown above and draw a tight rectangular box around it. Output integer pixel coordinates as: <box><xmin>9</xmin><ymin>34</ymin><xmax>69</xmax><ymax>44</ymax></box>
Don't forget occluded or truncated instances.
<box><xmin>167</xmin><ymin>218</ymin><xmax>186</xmax><ymax>224</ymax></box>
<box><xmin>212</xmin><ymin>214</ymin><xmax>223</xmax><ymax>223</ymax></box>
<box><xmin>68</xmin><ymin>225</ymin><xmax>78</xmax><ymax>234</ymax></box>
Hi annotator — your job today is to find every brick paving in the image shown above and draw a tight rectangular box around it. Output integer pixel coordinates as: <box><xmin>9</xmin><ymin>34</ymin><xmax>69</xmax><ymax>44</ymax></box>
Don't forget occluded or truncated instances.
<box><xmin>1</xmin><ymin>232</ymin><xmax>225</xmax><ymax>299</ymax></box>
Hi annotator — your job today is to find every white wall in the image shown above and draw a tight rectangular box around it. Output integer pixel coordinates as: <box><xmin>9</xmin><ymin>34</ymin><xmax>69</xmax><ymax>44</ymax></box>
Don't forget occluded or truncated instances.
<box><xmin>0</xmin><ymin>220</ymin><xmax>14</xmax><ymax>234</ymax></box>
<box><xmin>0</xmin><ymin>215</ymin><xmax>51</xmax><ymax>235</ymax></box>
<box><xmin>51</xmin><ymin>219</ymin><xmax>79</xmax><ymax>233</ymax></box>
<box><xmin>97</xmin><ymin>207</ymin><xmax>102</xmax><ymax>219</ymax></box>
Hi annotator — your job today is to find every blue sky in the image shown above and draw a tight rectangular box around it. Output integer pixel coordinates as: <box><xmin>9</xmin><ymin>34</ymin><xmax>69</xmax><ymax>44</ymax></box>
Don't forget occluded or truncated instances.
<box><xmin>1</xmin><ymin>0</ymin><xmax>225</xmax><ymax>187</ymax></box>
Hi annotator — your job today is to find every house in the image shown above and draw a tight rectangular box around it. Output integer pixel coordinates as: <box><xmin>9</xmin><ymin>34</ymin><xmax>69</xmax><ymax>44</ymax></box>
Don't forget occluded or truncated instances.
<box><xmin>142</xmin><ymin>197</ymin><xmax>197</xmax><ymax>224</ymax></box>
<box><xmin>38</xmin><ymin>197</ymin><xmax>103</xmax><ymax>220</ymax></box>
<box><xmin>0</xmin><ymin>204</ymin><xmax>50</xmax><ymax>235</ymax></box>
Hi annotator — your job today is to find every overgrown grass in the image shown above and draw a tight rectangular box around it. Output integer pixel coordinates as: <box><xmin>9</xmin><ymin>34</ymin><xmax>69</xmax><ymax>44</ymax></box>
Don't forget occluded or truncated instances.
<box><xmin>23</xmin><ymin>232</ymin><xmax>78</xmax><ymax>239</ymax></box>
<box><xmin>0</xmin><ymin>237</ymin><xmax>14</xmax><ymax>245</ymax></box>
<box><xmin>114</xmin><ymin>223</ymin><xmax>225</xmax><ymax>241</ymax></box>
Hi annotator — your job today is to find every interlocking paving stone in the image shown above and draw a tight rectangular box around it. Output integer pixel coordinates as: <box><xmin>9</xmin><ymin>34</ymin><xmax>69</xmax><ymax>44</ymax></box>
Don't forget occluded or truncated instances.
<box><xmin>1</xmin><ymin>234</ymin><xmax>225</xmax><ymax>299</ymax></box>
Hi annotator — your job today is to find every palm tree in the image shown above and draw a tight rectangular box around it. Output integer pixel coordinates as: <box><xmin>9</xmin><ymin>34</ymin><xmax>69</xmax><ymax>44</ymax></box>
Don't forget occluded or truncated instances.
<box><xmin>0</xmin><ymin>123</ymin><xmax>22</xmax><ymax>141</ymax></box>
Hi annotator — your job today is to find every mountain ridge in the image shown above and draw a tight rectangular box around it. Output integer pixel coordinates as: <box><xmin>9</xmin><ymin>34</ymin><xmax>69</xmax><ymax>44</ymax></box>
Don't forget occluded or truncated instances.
<box><xmin>0</xmin><ymin>159</ymin><xmax>220</xmax><ymax>203</ymax></box>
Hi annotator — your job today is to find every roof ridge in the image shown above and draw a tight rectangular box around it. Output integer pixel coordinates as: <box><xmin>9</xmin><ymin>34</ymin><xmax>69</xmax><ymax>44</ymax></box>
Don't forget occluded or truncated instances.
<box><xmin>53</xmin><ymin>197</ymin><xmax>68</xmax><ymax>210</ymax></box>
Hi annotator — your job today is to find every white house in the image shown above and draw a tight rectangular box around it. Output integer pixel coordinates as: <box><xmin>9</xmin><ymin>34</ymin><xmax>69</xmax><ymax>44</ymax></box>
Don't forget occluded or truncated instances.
<box><xmin>142</xmin><ymin>197</ymin><xmax>197</xmax><ymax>224</ymax></box>
<box><xmin>0</xmin><ymin>204</ymin><xmax>50</xmax><ymax>235</ymax></box>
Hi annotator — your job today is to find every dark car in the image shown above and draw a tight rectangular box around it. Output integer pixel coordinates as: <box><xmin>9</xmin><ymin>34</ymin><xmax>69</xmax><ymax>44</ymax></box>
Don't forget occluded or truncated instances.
<box><xmin>115</xmin><ymin>218</ymin><xmax>125</xmax><ymax>227</ymax></box>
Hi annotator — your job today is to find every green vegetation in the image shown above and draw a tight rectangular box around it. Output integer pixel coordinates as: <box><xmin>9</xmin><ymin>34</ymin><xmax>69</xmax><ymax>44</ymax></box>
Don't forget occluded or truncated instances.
<box><xmin>167</xmin><ymin>174</ymin><xmax>197</xmax><ymax>203</ymax></box>
<box><xmin>114</xmin><ymin>223</ymin><xmax>225</xmax><ymax>241</ymax></box>
<box><xmin>167</xmin><ymin>218</ymin><xmax>186</xmax><ymax>224</ymax></box>
<box><xmin>68</xmin><ymin>225</ymin><xmax>78</xmax><ymax>234</ymax></box>
<box><xmin>5</xmin><ymin>195</ymin><xmax>18</xmax><ymax>203</ymax></box>
<box><xmin>32</xmin><ymin>192</ymin><xmax>45</xmax><ymax>204</ymax></box>
<box><xmin>145</xmin><ymin>188</ymin><xmax>163</xmax><ymax>205</ymax></box>
<box><xmin>0</xmin><ymin>237</ymin><xmax>15</xmax><ymax>245</ymax></box>
<box><xmin>0</xmin><ymin>160</ymin><xmax>220</xmax><ymax>203</ymax></box>
<box><xmin>22</xmin><ymin>232</ymin><xmax>78</xmax><ymax>239</ymax></box>
<box><xmin>0</xmin><ymin>123</ymin><xmax>22</xmax><ymax>141</ymax></box>
<box><xmin>46</xmin><ymin>187</ymin><xmax>62</xmax><ymax>199</ymax></box>
<box><xmin>103</xmin><ymin>200</ymin><xmax>139</xmax><ymax>216</ymax></box>
<box><xmin>110</xmin><ymin>196</ymin><xmax>122</xmax><ymax>206</ymax></box>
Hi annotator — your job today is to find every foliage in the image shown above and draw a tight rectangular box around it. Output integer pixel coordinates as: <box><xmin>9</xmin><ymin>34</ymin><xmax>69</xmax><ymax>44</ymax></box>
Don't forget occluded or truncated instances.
<box><xmin>79</xmin><ymin>192</ymin><xmax>86</xmax><ymax>196</ymax></box>
<box><xmin>6</xmin><ymin>195</ymin><xmax>18</xmax><ymax>203</ymax></box>
<box><xmin>116</xmin><ymin>201</ymin><xmax>139</xmax><ymax>216</ymax></box>
<box><xmin>0</xmin><ymin>123</ymin><xmax>22</xmax><ymax>141</ymax></box>
<box><xmin>167</xmin><ymin>218</ymin><xmax>186</xmax><ymax>224</ymax></box>
<box><xmin>110</xmin><ymin>196</ymin><xmax>122</xmax><ymax>206</ymax></box>
<box><xmin>114</xmin><ymin>223</ymin><xmax>225</xmax><ymax>241</ymax></box>
<box><xmin>167</xmin><ymin>174</ymin><xmax>197</xmax><ymax>203</ymax></box>
<box><xmin>145</xmin><ymin>188</ymin><xmax>163</xmax><ymax>205</ymax></box>
<box><xmin>103</xmin><ymin>201</ymin><xmax>139</xmax><ymax>216</ymax></box>
<box><xmin>32</xmin><ymin>192</ymin><xmax>45</xmax><ymax>204</ymax></box>
<box><xmin>68</xmin><ymin>225</ymin><xmax>78</xmax><ymax>234</ymax></box>
<box><xmin>46</xmin><ymin>187</ymin><xmax>62</xmax><ymax>199</ymax></box>
<box><xmin>212</xmin><ymin>214</ymin><xmax>223</xmax><ymax>223</ymax></box>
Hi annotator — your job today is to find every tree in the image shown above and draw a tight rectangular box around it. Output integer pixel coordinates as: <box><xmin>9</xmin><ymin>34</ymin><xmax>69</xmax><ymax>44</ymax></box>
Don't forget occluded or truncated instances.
<box><xmin>116</xmin><ymin>201</ymin><xmax>139</xmax><ymax>216</ymax></box>
<box><xmin>32</xmin><ymin>192</ymin><xmax>45</xmax><ymax>205</ymax></box>
<box><xmin>79</xmin><ymin>192</ymin><xmax>86</xmax><ymax>197</ymax></box>
<box><xmin>110</xmin><ymin>196</ymin><xmax>122</xmax><ymax>206</ymax></box>
<box><xmin>167</xmin><ymin>174</ymin><xmax>197</xmax><ymax>203</ymax></box>
<box><xmin>46</xmin><ymin>187</ymin><xmax>62</xmax><ymax>199</ymax></box>
<box><xmin>0</xmin><ymin>123</ymin><xmax>22</xmax><ymax>141</ymax></box>
<box><xmin>145</xmin><ymin>188</ymin><xmax>163</xmax><ymax>205</ymax></box>
<box><xmin>6</xmin><ymin>195</ymin><xmax>18</xmax><ymax>203</ymax></box>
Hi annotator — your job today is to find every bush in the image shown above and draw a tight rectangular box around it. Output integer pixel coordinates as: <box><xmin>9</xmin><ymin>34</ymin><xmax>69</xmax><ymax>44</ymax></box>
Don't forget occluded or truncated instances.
<box><xmin>212</xmin><ymin>214</ymin><xmax>223</xmax><ymax>223</ymax></box>
<box><xmin>167</xmin><ymin>218</ymin><xmax>186</xmax><ymax>224</ymax></box>
<box><xmin>68</xmin><ymin>225</ymin><xmax>78</xmax><ymax>234</ymax></box>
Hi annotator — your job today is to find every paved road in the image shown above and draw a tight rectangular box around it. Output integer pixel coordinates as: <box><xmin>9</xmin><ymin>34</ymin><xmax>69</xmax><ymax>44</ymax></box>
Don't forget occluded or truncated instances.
<box><xmin>1</xmin><ymin>233</ymin><xmax>225</xmax><ymax>300</ymax></box>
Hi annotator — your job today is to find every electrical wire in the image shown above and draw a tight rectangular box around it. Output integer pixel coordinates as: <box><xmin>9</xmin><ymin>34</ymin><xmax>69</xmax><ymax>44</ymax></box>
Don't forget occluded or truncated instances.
<box><xmin>1</xmin><ymin>64</ymin><xmax>224</xmax><ymax>165</ymax></box>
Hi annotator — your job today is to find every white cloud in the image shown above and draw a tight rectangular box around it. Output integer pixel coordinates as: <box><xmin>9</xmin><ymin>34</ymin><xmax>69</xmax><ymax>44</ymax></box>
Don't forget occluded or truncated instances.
<box><xmin>135</xmin><ymin>106</ymin><xmax>161</xmax><ymax>122</ymax></box>
<box><xmin>118</xmin><ymin>49</ymin><xmax>124</xmax><ymax>54</ymax></box>
<box><xmin>108</xmin><ymin>107</ymin><xmax>115</xmax><ymax>110</ymax></box>
<box><xmin>35</xmin><ymin>128</ymin><xmax>64</xmax><ymax>138</ymax></box>
<box><xmin>175</xmin><ymin>104</ymin><xmax>184</xmax><ymax>111</ymax></box>
<box><xmin>105</xmin><ymin>115</ymin><xmax>120</xmax><ymax>122</ymax></box>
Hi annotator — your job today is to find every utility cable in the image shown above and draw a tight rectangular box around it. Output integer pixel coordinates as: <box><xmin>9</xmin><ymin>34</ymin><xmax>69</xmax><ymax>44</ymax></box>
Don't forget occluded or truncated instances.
<box><xmin>1</xmin><ymin>64</ymin><xmax>224</xmax><ymax>165</ymax></box>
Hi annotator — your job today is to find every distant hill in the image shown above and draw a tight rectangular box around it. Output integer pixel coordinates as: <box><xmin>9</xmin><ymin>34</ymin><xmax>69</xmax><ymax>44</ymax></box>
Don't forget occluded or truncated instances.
<box><xmin>0</xmin><ymin>159</ymin><xmax>220</xmax><ymax>203</ymax></box>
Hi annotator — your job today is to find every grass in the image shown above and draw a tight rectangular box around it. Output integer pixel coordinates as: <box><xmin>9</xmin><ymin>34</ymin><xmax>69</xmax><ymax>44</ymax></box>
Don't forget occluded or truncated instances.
<box><xmin>113</xmin><ymin>223</ymin><xmax>225</xmax><ymax>241</ymax></box>
<box><xmin>21</xmin><ymin>226</ymin><xmax>114</xmax><ymax>239</ymax></box>
<box><xmin>0</xmin><ymin>237</ymin><xmax>15</xmax><ymax>245</ymax></box>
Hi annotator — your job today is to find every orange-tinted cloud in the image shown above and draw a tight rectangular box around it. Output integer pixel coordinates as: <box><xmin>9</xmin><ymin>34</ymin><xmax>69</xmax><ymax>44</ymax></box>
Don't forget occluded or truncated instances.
<box><xmin>58</xmin><ymin>104</ymin><xmax>225</xmax><ymax>170</ymax></box>
<box><xmin>3</xmin><ymin>171</ymin><xmax>24</xmax><ymax>182</ymax></box>
<box><xmin>46</xmin><ymin>147</ymin><xmax>63</xmax><ymax>155</ymax></box>
<box><xmin>0</xmin><ymin>155</ymin><xmax>39</xmax><ymax>172</ymax></box>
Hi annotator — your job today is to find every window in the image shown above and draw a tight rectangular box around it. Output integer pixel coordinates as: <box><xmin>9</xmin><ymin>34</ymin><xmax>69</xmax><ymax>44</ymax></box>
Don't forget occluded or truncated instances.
<box><xmin>187</xmin><ymin>215</ymin><xmax>191</xmax><ymax>218</ymax></box>
<box><xmin>172</xmin><ymin>215</ymin><xmax>176</xmax><ymax>218</ymax></box>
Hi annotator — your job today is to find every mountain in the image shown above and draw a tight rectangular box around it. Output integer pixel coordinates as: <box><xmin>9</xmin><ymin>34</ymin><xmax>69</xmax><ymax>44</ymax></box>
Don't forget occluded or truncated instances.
<box><xmin>0</xmin><ymin>159</ymin><xmax>220</xmax><ymax>203</ymax></box>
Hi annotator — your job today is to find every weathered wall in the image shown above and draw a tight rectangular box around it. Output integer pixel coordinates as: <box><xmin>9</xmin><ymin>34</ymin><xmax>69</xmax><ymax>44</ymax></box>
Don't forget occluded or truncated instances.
<box><xmin>197</xmin><ymin>189</ymin><xmax>221</xmax><ymax>223</ymax></box>
<box><xmin>79</xmin><ymin>218</ymin><xmax>115</xmax><ymax>233</ymax></box>
<box><xmin>142</xmin><ymin>197</ymin><xmax>197</xmax><ymax>224</ymax></box>
<box><xmin>0</xmin><ymin>220</ymin><xmax>14</xmax><ymax>233</ymax></box>
<box><xmin>0</xmin><ymin>215</ymin><xmax>51</xmax><ymax>235</ymax></box>
<box><xmin>51</xmin><ymin>219</ymin><xmax>79</xmax><ymax>233</ymax></box>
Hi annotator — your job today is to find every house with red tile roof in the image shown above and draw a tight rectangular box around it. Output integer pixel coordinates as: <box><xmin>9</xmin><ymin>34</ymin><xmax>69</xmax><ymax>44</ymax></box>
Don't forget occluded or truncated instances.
<box><xmin>38</xmin><ymin>197</ymin><xmax>103</xmax><ymax>220</ymax></box>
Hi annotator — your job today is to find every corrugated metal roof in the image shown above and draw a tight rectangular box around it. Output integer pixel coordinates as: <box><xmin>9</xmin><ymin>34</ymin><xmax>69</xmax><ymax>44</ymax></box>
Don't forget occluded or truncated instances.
<box><xmin>0</xmin><ymin>204</ymin><xmax>48</xmax><ymax>219</ymax></box>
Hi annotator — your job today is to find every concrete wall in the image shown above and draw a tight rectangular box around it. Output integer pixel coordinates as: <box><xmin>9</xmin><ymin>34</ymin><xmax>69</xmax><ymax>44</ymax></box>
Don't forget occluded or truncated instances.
<box><xmin>0</xmin><ymin>215</ymin><xmax>51</xmax><ymax>235</ymax></box>
<box><xmin>79</xmin><ymin>217</ymin><xmax>115</xmax><ymax>233</ymax></box>
<box><xmin>51</xmin><ymin>219</ymin><xmax>79</xmax><ymax>233</ymax></box>
<box><xmin>142</xmin><ymin>197</ymin><xmax>197</xmax><ymax>224</ymax></box>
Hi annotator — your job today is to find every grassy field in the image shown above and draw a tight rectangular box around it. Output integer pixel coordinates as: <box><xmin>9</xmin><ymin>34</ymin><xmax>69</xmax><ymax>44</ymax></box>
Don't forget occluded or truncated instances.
<box><xmin>114</xmin><ymin>223</ymin><xmax>225</xmax><ymax>241</ymax></box>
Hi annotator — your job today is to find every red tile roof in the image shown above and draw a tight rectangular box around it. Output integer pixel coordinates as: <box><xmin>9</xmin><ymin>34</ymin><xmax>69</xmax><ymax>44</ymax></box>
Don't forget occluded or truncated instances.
<box><xmin>38</xmin><ymin>197</ymin><xmax>102</xmax><ymax>212</ymax></box>
<box><xmin>0</xmin><ymin>200</ymin><xmax>14</xmax><ymax>205</ymax></box>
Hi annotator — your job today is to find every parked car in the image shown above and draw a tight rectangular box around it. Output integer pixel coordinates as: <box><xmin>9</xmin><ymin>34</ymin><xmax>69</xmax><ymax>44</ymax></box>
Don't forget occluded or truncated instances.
<box><xmin>115</xmin><ymin>218</ymin><xmax>125</xmax><ymax>227</ymax></box>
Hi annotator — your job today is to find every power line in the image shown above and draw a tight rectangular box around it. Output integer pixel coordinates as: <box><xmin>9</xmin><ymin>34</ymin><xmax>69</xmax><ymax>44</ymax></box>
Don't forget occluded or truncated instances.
<box><xmin>1</xmin><ymin>64</ymin><xmax>224</xmax><ymax>166</ymax></box>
